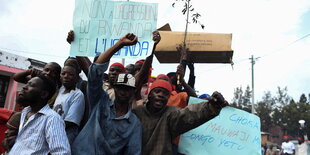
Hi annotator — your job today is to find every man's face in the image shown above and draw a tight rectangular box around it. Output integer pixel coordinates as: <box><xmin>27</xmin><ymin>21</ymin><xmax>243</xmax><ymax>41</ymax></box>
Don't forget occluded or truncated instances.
<box><xmin>134</xmin><ymin>63</ymin><xmax>143</xmax><ymax>75</ymax></box>
<box><xmin>61</xmin><ymin>66</ymin><xmax>78</xmax><ymax>89</ymax></box>
<box><xmin>42</xmin><ymin>63</ymin><xmax>59</xmax><ymax>81</ymax></box>
<box><xmin>114</xmin><ymin>85</ymin><xmax>135</xmax><ymax>103</ymax></box>
<box><xmin>17</xmin><ymin>77</ymin><xmax>44</xmax><ymax>107</ymax></box>
<box><xmin>108</xmin><ymin>66</ymin><xmax>124</xmax><ymax>83</ymax></box>
<box><xmin>148</xmin><ymin>87</ymin><xmax>170</xmax><ymax>111</ymax></box>
<box><xmin>125</xmin><ymin>64</ymin><xmax>134</xmax><ymax>75</ymax></box>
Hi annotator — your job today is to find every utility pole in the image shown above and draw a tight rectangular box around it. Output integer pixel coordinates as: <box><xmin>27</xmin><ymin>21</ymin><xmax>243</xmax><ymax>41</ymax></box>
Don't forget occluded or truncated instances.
<box><xmin>249</xmin><ymin>55</ymin><xmax>260</xmax><ymax>113</ymax></box>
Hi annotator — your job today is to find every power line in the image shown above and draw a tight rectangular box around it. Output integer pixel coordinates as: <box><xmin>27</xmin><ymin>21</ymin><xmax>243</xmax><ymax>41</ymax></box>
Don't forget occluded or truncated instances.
<box><xmin>199</xmin><ymin>32</ymin><xmax>310</xmax><ymax>72</ymax></box>
<box><xmin>259</xmin><ymin>33</ymin><xmax>310</xmax><ymax>58</ymax></box>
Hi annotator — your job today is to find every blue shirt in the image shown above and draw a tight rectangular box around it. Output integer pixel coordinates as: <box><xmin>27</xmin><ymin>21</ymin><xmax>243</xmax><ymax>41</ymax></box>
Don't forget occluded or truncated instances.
<box><xmin>54</xmin><ymin>86</ymin><xmax>85</xmax><ymax>126</ymax></box>
<box><xmin>9</xmin><ymin>104</ymin><xmax>71</xmax><ymax>155</ymax></box>
<box><xmin>71</xmin><ymin>62</ymin><xmax>142</xmax><ymax>155</ymax></box>
<box><xmin>54</xmin><ymin>86</ymin><xmax>85</xmax><ymax>144</ymax></box>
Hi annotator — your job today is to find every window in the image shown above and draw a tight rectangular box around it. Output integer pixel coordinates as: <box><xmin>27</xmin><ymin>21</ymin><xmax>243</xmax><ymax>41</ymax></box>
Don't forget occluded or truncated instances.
<box><xmin>0</xmin><ymin>75</ymin><xmax>10</xmax><ymax>107</ymax></box>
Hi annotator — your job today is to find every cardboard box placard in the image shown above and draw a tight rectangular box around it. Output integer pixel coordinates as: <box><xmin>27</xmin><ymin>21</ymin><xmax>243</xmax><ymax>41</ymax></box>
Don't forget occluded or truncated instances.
<box><xmin>155</xmin><ymin>31</ymin><xmax>233</xmax><ymax>63</ymax></box>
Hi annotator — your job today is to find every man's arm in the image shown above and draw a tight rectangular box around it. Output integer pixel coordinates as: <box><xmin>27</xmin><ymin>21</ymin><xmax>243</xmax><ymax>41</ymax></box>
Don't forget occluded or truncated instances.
<box><xmin>95</xmin><ymin>33</ymin><xmax>137</xmax><ymax>64</ymax></box>
<box><xmin>87</xmin><ymin>33</ymin><xmax>138</xmax><ymax>110</ymax></box>
<box><xmin>168</xmin><ymin>92</ymin><xmax>228</xmax><ymax>138</ymax></box>
<box><xmin>46</xmin><ymin>116</ymin><xmax>71</xmax><ymax>155</ymax></box>
<box><xmin>187</xmin><ymin>62</ymin><xmax>196</xmax><ymax>89</ymax></box>
<box><xmin>76</xmin><ymin>56</ymin><xmax>92</xmax><ymax>76</ymax></box>
<box><xmin>13</xmin><ymin>68</ymin><xmax>41</xmax><ymax>84</ymax></box>
<box><xmin>177</xmin><ymin>64</ymin><xmax>197</xmax><ymax>97</ymax></box>
<box><xmin>135</xmin><ymin>31</ymin><xmax>160</xmax><ymax>99</ymax></box>
<box><xmin>67</xmin><ymin>30</ymin><xmax>92</xmax><ymax>75</ymax></box>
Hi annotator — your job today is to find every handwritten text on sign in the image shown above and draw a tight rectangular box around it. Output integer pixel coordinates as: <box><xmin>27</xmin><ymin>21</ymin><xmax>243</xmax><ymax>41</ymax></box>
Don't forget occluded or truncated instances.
<box><xmin>178</xmin><ymin>97</ymin><xmax>261</xmax><ymax>155</ymax></box>
<box><xmin>70</xmin><ymin>0</ymin><xmax>158</xmax><ymax>58</ymax></box>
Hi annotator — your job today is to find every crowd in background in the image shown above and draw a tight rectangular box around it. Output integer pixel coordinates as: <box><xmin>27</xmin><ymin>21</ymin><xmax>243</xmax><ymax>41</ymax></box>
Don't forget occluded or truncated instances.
<box><xmin>0</xmin><ymin>31</ymin><xmax>228</xmax><ymax>155</ymax></box>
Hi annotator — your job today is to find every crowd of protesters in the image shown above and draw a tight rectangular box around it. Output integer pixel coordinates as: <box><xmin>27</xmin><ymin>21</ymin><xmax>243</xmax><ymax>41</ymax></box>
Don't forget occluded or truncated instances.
<box><xmin>0</xmin><ymin>31</ymin><xmax>231</xmax><ymax>155</ymax></box>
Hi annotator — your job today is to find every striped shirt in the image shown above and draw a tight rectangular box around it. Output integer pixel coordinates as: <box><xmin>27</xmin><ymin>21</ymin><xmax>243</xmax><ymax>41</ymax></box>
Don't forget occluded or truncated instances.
<box><xmin>9</xmin><ymin>104</ymin><xmax>71</xmax><ymax>155</ymax></box>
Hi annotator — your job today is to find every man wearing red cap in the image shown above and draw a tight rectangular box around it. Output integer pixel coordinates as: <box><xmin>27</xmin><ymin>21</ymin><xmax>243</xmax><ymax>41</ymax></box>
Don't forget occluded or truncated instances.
<box><xmin>132</xmin><ymin>79</ymin><xmax>228</xmax><ymax>155</ymax></box>
<box><xmin>134</xmin><ymin>60</ymin><xmax>145</xmax><ymax>75</ymax></box>
<box><xmin>103</xmin><ymin>62</ymin><xmax>126</xmax><ymax>100</ymax></box>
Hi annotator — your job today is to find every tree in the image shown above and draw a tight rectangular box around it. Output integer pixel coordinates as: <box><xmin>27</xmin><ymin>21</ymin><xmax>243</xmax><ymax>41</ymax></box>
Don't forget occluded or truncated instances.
<box><xmin>275</xmin><ymin>86</ymin><xmax>291</xmax><ymax>106</ymax></box>
<box><xmin>261</xmin><ymin>91</ymin><xmax>275</xmax><ymax>107</ymax></box>
<box><xmin>281</xmin><ymin>101</ymin><xmax>310</xmax><ymax>137</ymax></box>
<box><xmin>255</xmin><ymin>101</ymin><xmax>272</xmax><ymax>132</ymax></box>
<box><xmin>232</xmin><ymin>86</ymin><xmax>243</xmax><ymax>107</ymax></box>
<box><xmin>256</xmin><ymin>91</ymin><xmax>275</xmax><ymax>132</ymax></box>
<box><xmin>242</xmin><ymin>85</ymin><xmax>252</xmax><ymax>108</ymax></box>
<box><xmin>231</xmin><ymin>86</ymin><xmax>251</xmax><ymax>113</ymax></box>
<box><xmin>299</xmin><ymin>93</ymin><xmax>307</xmax><ymax>103</ymax></box>
<box><xmin>271</xmin><ymin>107</ymin><xmax>282</xmax><ymax>126</ymax></box>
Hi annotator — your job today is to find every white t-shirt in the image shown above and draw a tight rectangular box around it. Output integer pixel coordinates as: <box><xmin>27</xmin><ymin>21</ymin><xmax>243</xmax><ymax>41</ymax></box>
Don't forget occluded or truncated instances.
<box><xmin>282</xmin><ymin>141</ymin><xmax>295</xmax><ymax>154</ymax></box>
<box><xmin>53</xmin><ymin>86</ymin><xmax>85</xmax><ymax>126</ymax></box>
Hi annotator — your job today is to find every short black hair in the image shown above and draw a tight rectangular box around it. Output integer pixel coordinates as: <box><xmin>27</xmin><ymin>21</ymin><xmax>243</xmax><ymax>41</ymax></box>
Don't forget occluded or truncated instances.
<box><xmin>64</xmin><ymin>63</ymin><xmax>80</xmax><ymax>76</ymax></box>
<box><xmin>48</xmin><ymin>62</ymin><xmax>61</xmax><ymax>76</ymax></box>
<box><xmin>37</xmin><ymin>75</ymin><xmax>56</xmax><ymax>100</ymax></box>
<box><xmin>63</xmin><ymin>57</ymin><xmax>81</xmax><ymax>74</ymax></box>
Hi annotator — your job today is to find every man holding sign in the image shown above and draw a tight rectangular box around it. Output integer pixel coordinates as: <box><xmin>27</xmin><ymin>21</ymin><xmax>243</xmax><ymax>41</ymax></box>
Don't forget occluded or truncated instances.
<box><xmin>132</xmin><ymin>80</ymin><xmax>228</xmax><ymax>155</ymax></box>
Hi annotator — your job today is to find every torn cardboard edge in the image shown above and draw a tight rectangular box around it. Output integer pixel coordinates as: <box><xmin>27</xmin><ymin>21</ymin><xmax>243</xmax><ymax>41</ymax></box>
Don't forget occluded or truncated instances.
<box><xmin>155</xmin><ymin>24</ymin><xmax>234</xmax><ymax>63</ymax></box>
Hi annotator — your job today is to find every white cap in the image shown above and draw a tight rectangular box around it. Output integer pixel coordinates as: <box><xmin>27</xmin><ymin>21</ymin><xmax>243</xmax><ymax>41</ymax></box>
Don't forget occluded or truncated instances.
<box><xmin>114</xmin><ymin>73</ymin><xmax>135</xmax><ymax>88</ymax></box>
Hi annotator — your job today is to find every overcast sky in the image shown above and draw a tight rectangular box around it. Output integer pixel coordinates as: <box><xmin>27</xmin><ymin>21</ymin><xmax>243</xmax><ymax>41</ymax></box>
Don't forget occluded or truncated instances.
<box><xmin>0</xmin><ymin>0</ymin><xmax>309</xmax><ymax>103</ymax></box>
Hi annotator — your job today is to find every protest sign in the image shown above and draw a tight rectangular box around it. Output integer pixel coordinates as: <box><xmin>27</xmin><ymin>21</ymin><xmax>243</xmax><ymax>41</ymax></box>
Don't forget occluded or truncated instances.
<box><xmin>70</xmin><ymin>0</ymin><xmax>158</xmax><ymax>58</ymax></box>
<box><xmin>178</xmin><ymin>97</ymin><xmax>261</xmax><ymax>155</ymax></box>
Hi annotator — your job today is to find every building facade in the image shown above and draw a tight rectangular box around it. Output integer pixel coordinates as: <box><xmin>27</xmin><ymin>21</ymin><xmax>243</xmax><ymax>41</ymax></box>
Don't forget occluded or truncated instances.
<box><xmin>0</xmin><ymin>51</ymin><xmax>46</xmax><ymax>110</ymax></box>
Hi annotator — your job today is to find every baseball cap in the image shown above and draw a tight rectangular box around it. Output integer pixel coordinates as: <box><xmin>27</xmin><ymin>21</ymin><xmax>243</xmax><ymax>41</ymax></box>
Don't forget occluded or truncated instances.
<box><xmin>114</xmin><ymin>73</ymin><xmax>135</xmax><ymax>88</ymax></box>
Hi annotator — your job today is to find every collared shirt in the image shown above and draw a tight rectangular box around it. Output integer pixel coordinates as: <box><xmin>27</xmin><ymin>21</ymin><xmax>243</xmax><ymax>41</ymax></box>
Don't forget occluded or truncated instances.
<box><xmin>71</xmin><ymin>62</ymin><xmax>142</xmax><ymax>155</ymax></box>
<box><xmin>132</xmin><ymin>102</ymin><xmax>220</xmax><ymax>155</ymax></box>
<box><xmin>9</xmin><ymin>104</ymin><xmax>70</xmax><ymax>155</ymax></box>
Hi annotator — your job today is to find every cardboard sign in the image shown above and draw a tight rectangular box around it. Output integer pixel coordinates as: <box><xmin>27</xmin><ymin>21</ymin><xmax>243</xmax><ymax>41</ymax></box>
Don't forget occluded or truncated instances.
<box><xmin>155</xmin><ymin>31</ymin><xmax>233</xmax><ymax>63</ymax></box>
<box><xmin>178</xmin><ymin>97</ymin><xmax>261</xmax><ymax>155</ymax></box>
<box><xmin>70</xmin><ymin>0</ymin><xmax>158</xmax><ymax>58</ymax></box>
